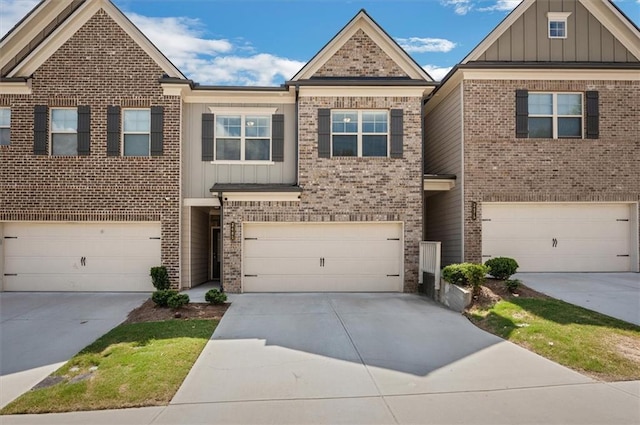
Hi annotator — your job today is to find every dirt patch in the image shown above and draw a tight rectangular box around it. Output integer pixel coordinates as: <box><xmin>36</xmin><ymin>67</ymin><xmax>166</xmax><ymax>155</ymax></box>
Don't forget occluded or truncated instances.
<box><xmin>607</xmin><ymin>334</ymin><xmax>640</xmax><ymax>364</ymax></box>
<box><xmin>471</xmin><ymin>278</ymin><xmax>549</xmax><ymax>309</ymax></box>
<box><xmin>123</xmin><ymin>299</ymin><xmax>229</xmax><ymax>324</ymax></box>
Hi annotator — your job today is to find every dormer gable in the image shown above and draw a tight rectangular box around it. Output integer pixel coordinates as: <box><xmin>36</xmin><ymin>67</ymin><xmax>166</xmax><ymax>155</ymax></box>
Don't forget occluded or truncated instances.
<box><xmin>291</xmin><ymin>10</ymin><xmax>432</xmax><ymax>82</ymax></box>
<box><xmin>0</xmin><ymin>0</ymin><xmax>185</xmax><ymax>79</ymax></box>
<box><xmin>462</xmin><ymin>0</ymin><xmax>640</xmax><ymax>64</ymax></box>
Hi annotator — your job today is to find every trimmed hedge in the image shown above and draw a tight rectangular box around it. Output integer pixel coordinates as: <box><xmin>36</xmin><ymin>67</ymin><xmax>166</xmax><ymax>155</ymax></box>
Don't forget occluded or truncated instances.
<box><xmin>442</xmin><ymin>263</ymin><xmax>489</xmax><ymax>289</ymax></box>
<box><xmin>205</xmin><ymin>289</ymin><xmax>227</xmax><ymax>305</ymax></box>
<box><xmin>485</xmin><ymin>257</ymin><xmax>519</xmax><ymax>280</ymax></box>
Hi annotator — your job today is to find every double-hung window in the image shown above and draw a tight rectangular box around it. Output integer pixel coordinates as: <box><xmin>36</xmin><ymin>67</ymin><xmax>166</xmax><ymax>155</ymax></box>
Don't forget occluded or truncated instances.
<box><xmin>528</xmin><ymin>93</ymin><xmax>582</xmax><ymax>138</ymax></box>
<box><xmin>331</xmin><ymin>110</ymin><xmax>388</xmax><ymax>157</ymax></box>
<box><xmin>215</xmin><ymin>115</ymin><xmax>271</xmax><ymax>161</ymax></box>
<box><xmin>123</xmin><ymin>109</ymin><xmax>151</xmax><ymax>156</ymax></box>
<box><xmin>0</xmin><ymin>108</ymin><xmax>9</xmax><ymax>145</ymax></box>
<box><xmin>51</xmin><ymin>108</ymin><xmax>78</xmax><ymax>155</ymax></box>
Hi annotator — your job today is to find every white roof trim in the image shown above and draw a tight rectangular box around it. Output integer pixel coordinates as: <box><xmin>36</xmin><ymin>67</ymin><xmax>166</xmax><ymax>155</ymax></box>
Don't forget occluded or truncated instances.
<box><xmin>291</xmin><ymin>10</ymin><xmax>431</xmax><ymax>82</ymax></box>
<box><xmin>0</xmin><ymin>79</ymin><xmax>32</xmax><ymax>95</ymax></box>
<box><xmin>7</xmin><ymin>0</ymin><xmax>184</xmax><ymax>79</ymax></box>
<box><xmin>463</xmin><ymin>0</ymin><xmax>640</xmax><ymax>64</ymax></box>
<box><xmin>221</xmin><ymin>192</ymin><xmax>301</xmax><ymax>202</ymax></box>
<box><xmin>183</xmin><ymin>198</ymin><xmax>221</xmax><ymax>207</ymax></box>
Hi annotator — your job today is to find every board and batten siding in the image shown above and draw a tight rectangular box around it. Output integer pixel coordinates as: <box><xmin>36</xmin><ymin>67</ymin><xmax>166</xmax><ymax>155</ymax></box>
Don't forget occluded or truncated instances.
<box><xmin>182</xmin><ymin>103</ymin><xmax>297</xmax><ymax>198</ymax></box>
<box><xmin>424</xmin><ymin>83</ymin><xmax>463</xmax><ymax>266</ymax></box>
<box><xmin>476</xmin><ymin>0</ymin><xmax>639</xmax><ymax>63</ymax></box>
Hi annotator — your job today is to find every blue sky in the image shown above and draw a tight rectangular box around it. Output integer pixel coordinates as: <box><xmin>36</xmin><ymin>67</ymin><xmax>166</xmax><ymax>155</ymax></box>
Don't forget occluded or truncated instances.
<box><xmin>1</xmin><ymin>0</ymin><xmax>639</xmax><ymax>85</ymax></box>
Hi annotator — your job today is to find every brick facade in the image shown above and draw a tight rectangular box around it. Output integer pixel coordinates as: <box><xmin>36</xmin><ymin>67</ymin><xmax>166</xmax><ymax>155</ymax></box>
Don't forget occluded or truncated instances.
<box><xmin>462</xmin><ymin>79</ymin><xmax>640</xmax><ymax>264</ymax></box>
<box><xmin>221</xmin><ymin>95</ymin><xmax>423</xmax><ymax>293</ymax></box>
<box><xmin>314</xmin><ymin>29</ymin><xmax>409</xmax><ymax>78</ymax></box>
<box><xmin>0</xmin><ymin>10</ymin><xmax>182</xmax><ymax>285</ymax></box>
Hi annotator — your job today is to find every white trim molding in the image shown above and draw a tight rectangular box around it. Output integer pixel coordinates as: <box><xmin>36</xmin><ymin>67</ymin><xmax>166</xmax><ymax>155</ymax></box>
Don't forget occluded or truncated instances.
<box><xmin>183</xmin><ymin>198</ymin><xmax>222</xmax><ymax>207</ymax></box>
<box><xmin>220</xmin><ymin>192</ymin><xmax>301</xmax><ymax>202</ymax></box>
<box><xmin>0</xmin><ymin>79</ymin><xmax>32</xmax><ymax>95</ymax></box>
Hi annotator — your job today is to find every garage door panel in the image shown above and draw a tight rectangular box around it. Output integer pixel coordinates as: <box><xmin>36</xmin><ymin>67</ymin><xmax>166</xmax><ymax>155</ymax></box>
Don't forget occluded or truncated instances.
<box><xmin>3</xmin><ymin>222</ymin><xmax>160</xmax><ymax>291</ymax></box>
<box><xmin>482</xmin><ymin>203</ymin><xmax>634</xmax><ymax>272</ymax></box>
<box><xmin>243</xmin><ymin>275</ymin><xmax>401</xmax><ymax>292</ymax></box>
<box><xmin>243</xmin><ymin>222</ymin><xmax>403</xmax><ymax>292</ymax></box>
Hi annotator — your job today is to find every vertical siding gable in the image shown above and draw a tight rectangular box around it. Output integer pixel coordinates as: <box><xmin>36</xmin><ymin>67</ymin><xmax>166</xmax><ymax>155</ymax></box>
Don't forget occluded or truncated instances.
<box><xmin>472</xmin><ymin>0</ymin><xmax>639</xmax><ymax>63</ymax></box>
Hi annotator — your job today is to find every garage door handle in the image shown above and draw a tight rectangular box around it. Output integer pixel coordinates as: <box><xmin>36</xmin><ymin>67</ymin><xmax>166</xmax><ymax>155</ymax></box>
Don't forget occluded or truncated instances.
<box><xmin>617</xmin><ymin>255</ymin><xmax>629</xmax><ymax>257</ymax></box>
<box><xmin>80</xmin><ymin>257</ymin><xmax>86</xmax><ymax>266</ymax></box>
<box><xmin>4</xmin><ymin>273</ymin><xmax>17</xmax><ymax>276</ymax></box>
<box><xmin>552</xmin><ymin>238</ymin><xmax>558</xmax><ymax>248</ymax></box>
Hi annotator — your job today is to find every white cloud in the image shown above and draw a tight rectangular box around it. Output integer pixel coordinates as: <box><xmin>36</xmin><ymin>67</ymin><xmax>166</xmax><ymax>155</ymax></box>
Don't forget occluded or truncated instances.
<box><xmin>441</xmin><ymin>0</ymin><xmax>473</xmax><ymax>15</ymax></box>
<box><xmin>397</xmin><ymin>37</ymin><xmax>457</xmax><ymax>53</ymax></box>
<box><xmin>478</xmin><ymin>0</ymin><xmax>522</xmax><ymax>12</ymax></box>
<box><xmin>441</xmin><ymin>0</ymin><xmax>522</xmax><ymax>15</ymax></box>
<box><xmin>422</xmin><ymin>65</ymin><xmax>453</xmax><ymax>81</ymax></box>
<box><xmin>0</xmin><ymin>0</ymin><xmax>40</xmax><ymax>37</ymax></box>
<box><xmin>127</xmin><ymin>13</ymin><xmax>304</xmax><ymax>86</ymax></box>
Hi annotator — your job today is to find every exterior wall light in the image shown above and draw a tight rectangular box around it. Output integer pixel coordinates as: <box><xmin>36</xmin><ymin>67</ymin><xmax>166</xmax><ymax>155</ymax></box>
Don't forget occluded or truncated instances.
<box><xmin>471</xmin><ymin>201</ymin><xmax>477</xmax><ymax>221</ymax></box>
<box><xmin>230</xmin><ymin>222</ymin><xmax>236</xmax><ymax>241</ymax></box>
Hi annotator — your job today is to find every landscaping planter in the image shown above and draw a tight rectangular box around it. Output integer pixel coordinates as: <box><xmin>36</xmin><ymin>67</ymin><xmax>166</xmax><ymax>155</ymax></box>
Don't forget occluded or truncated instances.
<box><xmin>437</xmin><ymin>279</ymin><xmax>472</xmax><ymax>312</ymax></box>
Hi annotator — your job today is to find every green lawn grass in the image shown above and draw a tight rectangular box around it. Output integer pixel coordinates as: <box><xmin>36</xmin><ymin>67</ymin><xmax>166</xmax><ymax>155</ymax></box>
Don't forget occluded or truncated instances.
<box><xmin>1</xmin><ymin>319</ymin><xmax>218</xmax><ymax>415</ymax></box>
<box><xmin>468</xmin><ymin>297</ymin><xmax>640</xmax><ymax>381</ymax></box>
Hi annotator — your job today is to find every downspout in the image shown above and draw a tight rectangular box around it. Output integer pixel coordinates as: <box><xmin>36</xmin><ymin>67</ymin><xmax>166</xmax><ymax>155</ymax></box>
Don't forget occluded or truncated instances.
<box><xmin>294</xmin><ymin>85</ymin><xmax>300</xmax><ymax>186</ymax></box>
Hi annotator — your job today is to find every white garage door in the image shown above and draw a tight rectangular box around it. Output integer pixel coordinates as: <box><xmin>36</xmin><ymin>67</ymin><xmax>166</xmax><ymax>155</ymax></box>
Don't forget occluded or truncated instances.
<box><xmin>243</xmin><ymin>222</ymin><xmax>403</xmax><ymax>292</ymax></box>
<box><xmin>482</xmin><ymin>203</ymin><xmax>636</xmax><ymax>272</ymax></box>
<box><xmin>2</xmin><ymin>222</ymin><xmax>161</xmax><ymax>291</ymax></box>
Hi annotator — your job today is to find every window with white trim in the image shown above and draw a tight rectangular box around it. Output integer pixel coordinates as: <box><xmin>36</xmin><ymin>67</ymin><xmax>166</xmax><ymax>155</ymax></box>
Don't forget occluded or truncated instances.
<box><xmin>547</xmin><ymin>12</ymin><xmax>571</xmax><ymax>39</ymax></box>
<box><xmin>528</xmin><ymin>93</ymin><xmax>582</xmax><ymax>138</ymax></box>
<box><xmin>123</xmin><ymin>109</ymin><xmax>150</xmax><ymax>156</ymax></box>
<box><xmin>51</xmin><ymin>108</ymin><xmax>78</xmax><ymax>155</ymax></box>
<box><xmin>215</xmin><ymin>114</ymin><xmax>271</xmax><ymax>161</ymax></box>
<box><xmin>0</xmin><ymin>108</ymin><xmax>10</xmax><ymax>146</ymax></box>
<box><xmin>331</xmin><ymin>110</ymin><xmax>388</xmax><ymax>157</ymax></box>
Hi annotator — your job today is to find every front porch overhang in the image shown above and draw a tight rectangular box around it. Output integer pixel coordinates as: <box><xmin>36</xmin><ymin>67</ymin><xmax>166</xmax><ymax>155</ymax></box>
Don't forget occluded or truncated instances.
<box><xmin>210</xmin><ymin>184</ymin><xmax>303</xmax><ymax>202</ymax></box>
<box><xmin>424</xmin><ymin>174</ymin><xmax>456</xmax><ymax>192</ymax></box>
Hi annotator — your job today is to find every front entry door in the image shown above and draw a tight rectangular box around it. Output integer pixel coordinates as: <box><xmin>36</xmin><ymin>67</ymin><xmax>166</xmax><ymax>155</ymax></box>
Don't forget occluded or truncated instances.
<box><xmin>211</xmin><ymin>228</ymin><xmax>220</xmax><ymax>280</ymax></box>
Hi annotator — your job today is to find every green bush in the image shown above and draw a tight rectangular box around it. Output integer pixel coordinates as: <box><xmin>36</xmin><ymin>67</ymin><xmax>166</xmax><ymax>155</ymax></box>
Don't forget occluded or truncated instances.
<box><xmin>485</xmin><ymin>257</ymin><xmax>519</xmax><ymax>280</ymax></box>
<box><xmin>205</xmin><ymin>289</ymin><xmax>227</xmax><ymax>305</ymax></box>
<box><xmin>151</xmin><ymin>289</ymin><xmax>178</xmax><ymax>307</ymax></box>
<box><xmin>150</xmin><ymin>266</ymin><xmax>170</xmax><ymax>290</ymax></box>
<box><xmin>504</xmin><ymin>279</ymin><xmax>521</xmax><ymax>293</ymax></box>
<box><xmin>167</xmin><ymin>293</ymin><xmax>190</xmax><ymax>309</ymax></box>
<box><xmin>442</xmin><ymin>263</ymin><xmax>490</xmax><ymax>289</ymax></box>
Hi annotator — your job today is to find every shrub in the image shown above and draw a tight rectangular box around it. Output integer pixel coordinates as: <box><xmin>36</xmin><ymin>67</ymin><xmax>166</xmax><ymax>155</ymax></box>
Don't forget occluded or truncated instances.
<box><xmin>151</xmin><ymin>289</ymin><xmax>178</xmax><ymax>307</ymax></box>
<box><xmin>485</xmin><ymin>257</ymin><xmax>519</xmax><ymax>280</ymax></box>
<box><xmin>150</xmin><ymin>266</ymin><xmax>170</xmax><ymax>290</ymax></box>
<box><xmin>442</xmin><ymin>263</ymin><xmax>490</xmax><ymax>289</ymax></box>
<box><xmin>504</xmin><ymin>279</ymin><xmax>521</xmax><ymax>293</ymax></box>
<box><xmin>167</xmin><ymin>293</ymin><xmax>190</xmax><ymax>309</ymax></box>
<box><xmin>205</xmin><ymin>289</ymin><xmax>227</xmax><ymax>305</ymax></box>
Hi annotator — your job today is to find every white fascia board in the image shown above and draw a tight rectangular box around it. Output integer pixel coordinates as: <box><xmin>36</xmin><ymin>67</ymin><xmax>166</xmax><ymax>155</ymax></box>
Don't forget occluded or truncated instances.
<box><xmin>299</xmin><ymin>85</ymin><xmax>432</xmax><ymax>98</ymax></box>
<box><xmin>0</xmin><ymin>0</ymin><xmax>72</xmax><ymax>70</ymax></box>
<box><xmin>179</xmin><ymin>87</ymin><xmax>296</xmax><ymax>104</ymax></box>
<box><xmin>423</xmin><ymin>179</ymin><xmax>456</xmax><ymax>191</ymax></box>
<box><xmin>8</xmin><ymin>0</ymin><xmax>184</xmax><ymax>79</ymax></box>
<box><xmin>221</xmin><ymin>192</ymin><xmax>301</xmax><ymax>202</ymax></box>
<box><xmin>183</xmin><ymin>198</ymin><xmax>221</xmax><ymax>207</ymax></box>
<box><xmin>423</xmin><ymin>71</ymin><xmax>463</xmax><ymax>116</ymax></box>
<box><xmin>0</xmin><ymin>80</ymin><xmax>32</xmax><ymax>95</ymax></box>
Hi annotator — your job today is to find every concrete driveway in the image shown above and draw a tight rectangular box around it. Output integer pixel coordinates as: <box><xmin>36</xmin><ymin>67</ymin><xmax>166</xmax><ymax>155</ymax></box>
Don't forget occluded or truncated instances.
<box><xmin>516</xmin><ymin>273</ymin><xmax>640</xmax><ymax>325</ymax></box>
<box><xmin>0</xmin><ymin>292</ymin><xmax>148</xmax><ymax>408</ymax></box>
<box><xmin>156</xmin><ymin>293</ymin><xmax>637</xmax><ymax>424</ymax></box>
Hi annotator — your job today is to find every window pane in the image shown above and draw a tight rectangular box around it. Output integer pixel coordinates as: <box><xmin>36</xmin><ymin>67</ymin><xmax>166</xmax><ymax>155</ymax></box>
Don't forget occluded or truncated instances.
<box><xmin>362</xmin><ymin>135</ymin><xmax>387</xmax><ymax>157</ymax></box>
<box><xmin>332</xmin><ymin>135</ymin><xmax>357</xmax><ymax>156</ymax></box>
<box><xmin>528</xmin><ymin>117</ymin><xmax>552</xmax><ymax>138</ymax></box>
<box><xmin>558</xmin><ymin>117</ymin><xmax>582</xmax><ymax>138</ymax></box>
<box><xmin>0</xmin><ymin>128</ymin><xmax>10</xmax><ymax>145</ymax></box>
<box><xmin>332</xmin><ymin>112</ymin><xmax>358</xmax><ymax>133</ymax></box>
<box><xmin>123</xmin><ymin>110</ymin><xmax>150</xmax><ymax>132</ymax></box>
<box><xmin>557</xmin><ymin>94</ymin><xmax>582</xmax><ymax>115</ymax></box>
<box><xmin>245</xmin><ymin>138</ymin><xmax>270</xmax><ymax>160</ymax></box>
<box><xmin>245</xmin><ymin>116</ymin><xmax>270</xmax><ymax>138</ymax></box>
<box><xmin>216</xmin><ymin>138</ymin><xmax>241</xmax><ymax>160</ymax></box>
<box><xmin>362</xmin><ymin>112</ymin><xmax>387</xmax><ymax>133</ymax></box>
<box><xmin>51</xmin><ymin>109</ymin><xmax>77</xmax><ymax>132</ymax></box>
<box><xmin>529</xmin><ymin>94</ymin><xmax>553</xmax><ymax>115</ymax></box>
<box><xmin>124</xmin><ymin>134</ymin><xmax>150</xmax><ymax>156</ymax></box>
<box><xmin>216</xmin><ymin>116</ymin><xmax>241</xmax><ymax>137</ymax></box>
<box><xmin>52</xmin><ymin>134</ymin><xmax>78</xmax><ymax>156</ymax></box>
<box><xmin>0</xmin><ymin>108</ymin><xmax>10</xmax><ymax>126</ymax></box>
<box><xmin>549</xmin><ymin>21</ymin><xmax>565</xmax><ymax>37</ymax></box>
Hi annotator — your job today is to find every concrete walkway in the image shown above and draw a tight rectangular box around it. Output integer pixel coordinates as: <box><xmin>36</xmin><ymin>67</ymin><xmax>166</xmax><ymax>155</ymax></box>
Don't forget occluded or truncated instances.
<box><xmin>0</xmin><ymin>292</ymin><xmax>148</xmax><ymax>408</ymax></box>
<box><xmin>516</xmin><ymin>273</ymin><xmax>640</xmax><ymax>325</ymax></box>
<box><xmin>3</xmin><ymin>293</ymin><xmax>638</xmax><ymax>424</ymax></box>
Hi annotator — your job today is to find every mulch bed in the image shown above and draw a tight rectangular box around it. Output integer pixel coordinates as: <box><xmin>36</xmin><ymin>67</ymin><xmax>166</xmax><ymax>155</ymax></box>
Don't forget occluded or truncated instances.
<box><xmin>471</xmin><ymin>278</ymin><xmax>550</xmax><ymax>309</ymax></box>
<box><xmin>123</xmin><ymin>299</ymin><xmax>230</xmax><ymax>324</ymax></box>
